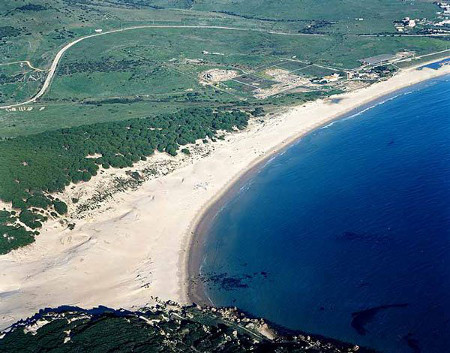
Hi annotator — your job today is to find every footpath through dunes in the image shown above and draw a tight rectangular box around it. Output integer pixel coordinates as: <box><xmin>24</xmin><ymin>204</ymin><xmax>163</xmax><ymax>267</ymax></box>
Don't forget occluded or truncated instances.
<box><xmin>0</xmin><ymin>61</ymin><xmax>448</xmax><ymax>330</ymax></box>
<box><xmin>0</xmin><ymin>24</ymin><xmax>322</xmax><ymax>110</ymax></box>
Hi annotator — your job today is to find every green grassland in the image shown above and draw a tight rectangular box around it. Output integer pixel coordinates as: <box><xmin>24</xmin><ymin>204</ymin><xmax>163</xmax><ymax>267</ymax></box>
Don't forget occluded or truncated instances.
<box><xmin>2</xmin><ymin>26</ymin><xmax>449</xmax><ymax>137</ymax></box>
<box><xmin>0</xmin><ymin>0</ymin><xmax>446</xmax><ymax>106</ymax></box>
<box><xmin>144</xmin><ymin>0</ymin><xmax>438</xmax><ymax>34</ymax></box>
<box><xmin>0</xmin><ymin>0</ymin><xmax>448</xmax><ymax>110</ymax></box>
<box><xmin>0</xmin><ymin>62</ymin><xmax>45</xmax><ymax>103</ymax></box>
<box><xmin>0</xmin><ymin>0</ymin><xmax>449</xmax><ymax>254</ymax></box>
<box><xmin>0</xmin><ymin>1</ymin><xmax>263</xmax><ymax>70</ymax></box>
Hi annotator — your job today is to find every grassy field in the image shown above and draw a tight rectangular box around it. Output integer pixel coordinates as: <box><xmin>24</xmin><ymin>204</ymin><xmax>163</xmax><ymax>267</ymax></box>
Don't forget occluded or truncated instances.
<box><xmin>0</xmin><ymin>1</ymin><xmax>448</xmax><ymax>133</ymax></box>
<box><xmin>0</xmin><ymin>0</ymin><xmax>449</xmax><ymax>253</ymax></box>
<box><xmin>141</xmin><ymin>0</ymin><xmax>439</xmax><ymax>34</ymax></box>
<box><xmin>0</xmin><ymin>1</ymin><xmax>448</xmax><ymax>106</ymax></box>
<box><xmin>1</xmin><ymin>19</ymin><xmax>449</xmax><ymax>137</ymax></box>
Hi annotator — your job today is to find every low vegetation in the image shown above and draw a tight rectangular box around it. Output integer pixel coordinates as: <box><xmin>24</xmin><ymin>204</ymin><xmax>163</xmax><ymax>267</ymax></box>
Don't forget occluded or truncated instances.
<box><xmin>0</xmin><ymin>107</ymin><xmax>249</xmax><ymax>254</ymax></box>
<box><xmin>0</xmin><ymin>302</ymin><xmax>371</xmax><ymax>352</ymax></box>
<box><xmin>0</xmin><ymin>26</ymin><xmax>22</xmax><ymax>40</ymax></box>
<box><xmin>1</xmin><ymin>0</ymin><xmax>449</xmax><ymax>254</ymax></box>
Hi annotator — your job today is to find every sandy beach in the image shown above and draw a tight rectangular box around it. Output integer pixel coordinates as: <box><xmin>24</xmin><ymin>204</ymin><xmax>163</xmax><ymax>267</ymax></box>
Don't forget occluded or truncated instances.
<box><xmin>0</xmin><ymin>61</ymin><xmax>449</xmax><ymax>330</ymax></box>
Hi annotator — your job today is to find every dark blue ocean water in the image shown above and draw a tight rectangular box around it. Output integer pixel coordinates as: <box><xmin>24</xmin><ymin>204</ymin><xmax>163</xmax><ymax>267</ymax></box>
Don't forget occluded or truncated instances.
<box><xmin>199</xmin><ymin>76</ymin><xmax>450</xmax><ymax>353</ymax></box>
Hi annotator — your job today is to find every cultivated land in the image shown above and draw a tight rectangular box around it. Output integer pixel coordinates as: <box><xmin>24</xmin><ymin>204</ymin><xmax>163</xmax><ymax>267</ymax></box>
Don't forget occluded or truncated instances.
<box><xmin>1</xmin><ymin>0</ymin><xmax>450</xmax><ymax>339</ymax></box>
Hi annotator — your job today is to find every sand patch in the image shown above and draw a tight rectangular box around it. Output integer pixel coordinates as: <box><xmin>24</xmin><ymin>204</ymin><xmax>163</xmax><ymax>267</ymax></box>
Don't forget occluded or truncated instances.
<box><xmin>254</xmin><ymin>68</ymin><xmax>312</xmax><ymax>99</ymax></box>
<box><xmin>199</xmin><ymin>69</ymin><xmax>239</xmax><ymax>84</ymax></box>
<box><xmin>0</xmin><ymin>63</ymin><xmax>449</xmax><ymax>330</ymax></box>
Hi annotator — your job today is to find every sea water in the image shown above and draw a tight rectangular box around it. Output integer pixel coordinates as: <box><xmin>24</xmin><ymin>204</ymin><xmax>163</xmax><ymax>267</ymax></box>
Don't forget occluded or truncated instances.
<box><xmin>199</xmin><ymin>76</ymin><xmax>450</xmax><ymax>353</ymax></box>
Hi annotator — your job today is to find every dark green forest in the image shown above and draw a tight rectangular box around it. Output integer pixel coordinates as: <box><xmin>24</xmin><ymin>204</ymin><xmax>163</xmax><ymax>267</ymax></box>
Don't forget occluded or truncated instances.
<box><xmin>0</xmin><ymin>108</ymin><xmax>249</xmax><ymax>254</ymax></box>
<box><xmin>0</xmin><ymin>304</ymin><xmax>369</xmax><ymax>353</ymax></box>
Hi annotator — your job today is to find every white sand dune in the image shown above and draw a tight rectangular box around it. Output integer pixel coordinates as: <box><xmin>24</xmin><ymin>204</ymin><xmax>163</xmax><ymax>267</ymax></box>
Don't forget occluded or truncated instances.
<box><xmin>0</xmin><ymin>63</ymin><xmax>449</xmax><ymax>329</ymax></box>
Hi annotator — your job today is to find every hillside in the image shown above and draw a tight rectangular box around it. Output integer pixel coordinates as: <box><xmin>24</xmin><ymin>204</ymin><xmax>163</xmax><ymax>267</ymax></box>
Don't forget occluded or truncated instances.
<box><xmin>0</xmin><ymin>302</ymin><xmax>373</xmax><ymax>353</ymax></box>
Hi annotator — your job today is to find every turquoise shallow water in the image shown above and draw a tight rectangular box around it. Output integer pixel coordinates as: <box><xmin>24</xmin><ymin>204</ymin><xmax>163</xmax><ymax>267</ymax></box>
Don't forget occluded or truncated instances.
<box><xmin>198</xmin><ymin>75</ymin><xmax>450</xmax><ymax>353</ymax></box>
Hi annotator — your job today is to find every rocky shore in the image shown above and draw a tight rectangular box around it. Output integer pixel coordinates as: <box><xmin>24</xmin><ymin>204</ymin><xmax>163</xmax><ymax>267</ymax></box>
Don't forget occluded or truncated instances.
<box><xmin>0</xmin><ymin>300</ymin><xmax>373</xmax><ymax>352</ymax></box>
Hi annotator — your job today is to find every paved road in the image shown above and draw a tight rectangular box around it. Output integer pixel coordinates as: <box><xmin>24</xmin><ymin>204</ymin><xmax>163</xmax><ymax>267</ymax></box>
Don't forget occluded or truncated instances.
<box><xmin>0</xmin><ymin>24</ymin><xmax>321</xmax><ymax>110</ymax></box>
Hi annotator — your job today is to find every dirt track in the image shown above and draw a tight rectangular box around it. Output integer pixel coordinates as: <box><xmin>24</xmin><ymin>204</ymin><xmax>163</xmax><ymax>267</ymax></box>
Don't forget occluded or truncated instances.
<box><xmin>0</xmin><ymin>24</ymin><xmax>322</xmax><ymax>110</ymax></box>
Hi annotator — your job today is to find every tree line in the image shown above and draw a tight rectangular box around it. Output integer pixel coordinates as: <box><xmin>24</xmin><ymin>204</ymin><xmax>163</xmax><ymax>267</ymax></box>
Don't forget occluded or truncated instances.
<box><xmin>0</xmin><ymin>107</ymin><xmax>249</xmax><ymax>254</ymax></box>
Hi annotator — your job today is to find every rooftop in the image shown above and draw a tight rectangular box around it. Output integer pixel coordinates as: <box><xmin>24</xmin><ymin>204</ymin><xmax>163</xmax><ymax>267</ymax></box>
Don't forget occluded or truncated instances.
<box><xmin>360</xmin><ymin>54</ymin><xmax>396</xmax><ymax>65</ymax></box>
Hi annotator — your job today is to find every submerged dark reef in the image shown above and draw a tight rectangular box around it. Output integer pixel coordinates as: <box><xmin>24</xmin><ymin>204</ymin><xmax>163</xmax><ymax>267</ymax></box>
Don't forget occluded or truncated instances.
<box><xmin>351</xmin><ymin>304</ymin><xmax>409</xmax><ymax>335</ymax></box>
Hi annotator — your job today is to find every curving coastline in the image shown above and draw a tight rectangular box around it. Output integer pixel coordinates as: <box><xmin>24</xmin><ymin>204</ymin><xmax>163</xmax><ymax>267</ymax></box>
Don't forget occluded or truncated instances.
<box><xmin>184</xmin><ymin>59</ymin><xmax>450</xmax><ymax>305</ymax></box>
<box><xmin>1</xmin><ymin>58</ymin><xmax>449</xmax><ymax>331</ymax></box>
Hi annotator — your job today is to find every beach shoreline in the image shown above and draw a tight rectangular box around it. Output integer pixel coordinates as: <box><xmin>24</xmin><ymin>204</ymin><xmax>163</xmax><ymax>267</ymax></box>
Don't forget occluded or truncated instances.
<box><xmin>183</xmin><ymin>61</ymin><xmax>450</xmax><ymax>305</ymax></box>
<box><xmin>0</xmin><ymin>59</ymin><xmax>449</xmax><ymax>330</ymax></box>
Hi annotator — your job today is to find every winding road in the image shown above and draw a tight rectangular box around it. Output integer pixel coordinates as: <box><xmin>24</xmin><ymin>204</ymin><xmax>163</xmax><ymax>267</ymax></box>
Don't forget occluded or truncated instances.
<box><xmin>0</xmin><ymin>24</ymin><xmax>321</xmax><ymax>110</ymax></box>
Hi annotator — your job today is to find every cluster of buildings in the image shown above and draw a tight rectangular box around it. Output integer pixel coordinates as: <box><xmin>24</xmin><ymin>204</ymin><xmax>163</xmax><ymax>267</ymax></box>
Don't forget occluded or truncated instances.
<box><xmin>345</xmin><ymin>70</ymin><xmax>379</xmax><ymax>81</ymax></box>
<box><xmin>434</xmin><ymin>2</ymin><xmax>450</xmax><ymax>26</ymax></box>
<box><xmin>321</xmin><ymin>73</ymin><xmax>341</xmax><ymax>83</ymax></box>
<box><xmin>342</xmin><ymin>51</ymin><xmax>415</xmax><ymax>82</ymax></box>
<box><xmin>435</xmin><ymin>2</ymin><xmax>450</xmax><ymax>15</ymax></box>
<box><xmin>392</xmin><ymin>2</ymin><xmax>450</xmax><ymax>34</ymax></box>
<box><xmin>394</xmin><ymin>17</ymin><xmax>417</xmax><ymax>32</ymax></box>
